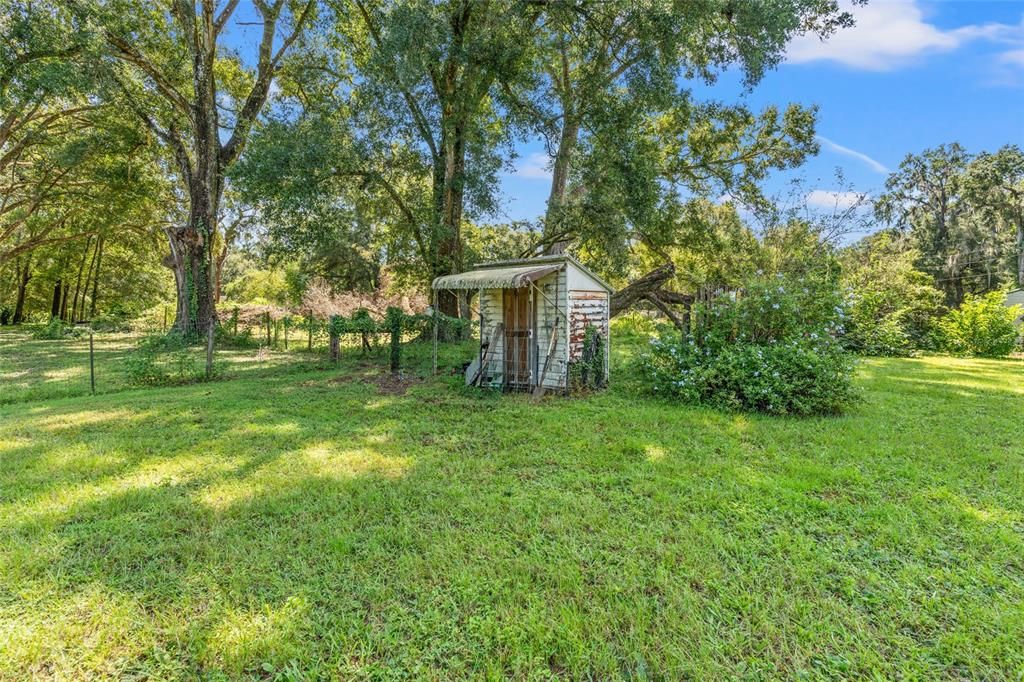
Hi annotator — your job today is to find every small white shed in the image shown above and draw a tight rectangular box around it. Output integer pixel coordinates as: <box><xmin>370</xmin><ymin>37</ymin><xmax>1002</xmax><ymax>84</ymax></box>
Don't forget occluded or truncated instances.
<box><xmin>1005</xmin><ymin>288</ymin><xmax>1024</xmax><ymax>308</ymax></box>
<box><xmin>432</xmin><ymin>254</ymin><xmax>613</xmax><ymax>392</ymax></box>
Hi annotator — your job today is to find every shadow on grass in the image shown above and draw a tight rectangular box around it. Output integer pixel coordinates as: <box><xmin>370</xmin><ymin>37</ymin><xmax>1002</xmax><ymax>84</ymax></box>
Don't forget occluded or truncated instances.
<box><xmin>2</xmin><ymin>351</ymin><xmax>1024</xmax><ymax>677</ymax></box>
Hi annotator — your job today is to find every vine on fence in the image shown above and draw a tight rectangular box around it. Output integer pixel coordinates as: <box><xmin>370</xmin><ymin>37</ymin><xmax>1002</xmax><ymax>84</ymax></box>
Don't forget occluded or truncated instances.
<box><xmin>321</xmin><ymin>307</ymin><xmax>469</xmax><ymax>370</ymax></box>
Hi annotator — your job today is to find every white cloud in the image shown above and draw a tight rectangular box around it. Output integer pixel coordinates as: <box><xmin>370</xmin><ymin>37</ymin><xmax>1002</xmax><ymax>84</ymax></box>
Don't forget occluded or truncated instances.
<box><xmin>816</xmin><ymin>135</ymin><xmax>889</xmax><ymax>174</ymax></box>
<box><xmin>787</xmin><ymin>0</ymin><xmax>1024</xmax><ymax>71</ymax></box>
<box><xmin>806</xmin><ymin>189</ymin><xmax>868</xmax><ymax>210</ymax></box>
<box><xmin>1000</xmin><ymin>48</ymin><xmax>1024</xmax><ymax>67</ymax></box>
<box><xmin>513</xmin><ymin>153</ymin><xmax>552</xmax><ymax>180</ymax></box>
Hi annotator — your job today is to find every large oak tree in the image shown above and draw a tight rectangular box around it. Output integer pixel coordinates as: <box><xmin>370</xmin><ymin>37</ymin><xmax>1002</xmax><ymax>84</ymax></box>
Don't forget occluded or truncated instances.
<box><xmin>68</xmin><ymin>0</ymin><xmax>317</xmax><ymax>335</ymax></box>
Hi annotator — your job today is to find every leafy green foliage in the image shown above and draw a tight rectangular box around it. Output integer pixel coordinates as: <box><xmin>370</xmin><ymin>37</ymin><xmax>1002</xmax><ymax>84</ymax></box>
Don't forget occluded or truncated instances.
<box><xmin>123</xmin><ymin>332</ymin><xmax>206</xmax><ymax>386</ymax></box>
<box><xmin>31</xmin><ymin>317</ymin><xmax>79</xmax><ymax>340</ymax></box>
<box><xmin>876</xmin><ymin>144</ymin><xmax>1024</xmax><ymax>305</ymax></box>
<box><xmin>841</xmin><ymin>232</ymin><xmax>946</xmax><ymax>356</ymax></box>
<box><xmin>938</xmin><ymin>291</ymin><xmax>1021</xmax><ymax>357</ymax></box>
<box><xmin>639</xmin><ymin>275</ymin><xmax>857</xmax><ymax>415</ymax></box>
<box><xmin>223</xmin><ymin>267</ymin><xmax>293</xmax><ymax>306</ymax></box>
<box><xmin>569</xmin><ymin>324</ymin><xmax>607</xmax><ymax>391</ymax></box>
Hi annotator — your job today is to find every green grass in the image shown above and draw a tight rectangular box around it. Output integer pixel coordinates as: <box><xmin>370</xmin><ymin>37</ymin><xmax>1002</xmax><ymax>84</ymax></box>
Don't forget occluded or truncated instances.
<box><xmin>1</xmin><ymin>328</ymin><xmax>1023</xmax><ymax>679</ymax></box>
<box><xmin>0</xmin><ymin>327</ymin><xmax>443</xmax><ymax>405</ymax></box>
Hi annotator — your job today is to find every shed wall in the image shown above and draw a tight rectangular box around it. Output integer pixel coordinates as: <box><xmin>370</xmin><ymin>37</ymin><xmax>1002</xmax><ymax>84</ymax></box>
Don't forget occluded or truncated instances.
<box><xmin>535</xmin><ymin>268</ymin><xmax>568</xmax><ymax>389</ymax></box>
<box><xmin>477</xmin><ymin>268</ymin><xmax>568</xmax><ymax>389</ymax></box>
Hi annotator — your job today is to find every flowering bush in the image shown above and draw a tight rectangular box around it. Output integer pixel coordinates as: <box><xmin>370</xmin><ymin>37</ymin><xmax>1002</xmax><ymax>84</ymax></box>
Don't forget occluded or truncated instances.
<box><xmin>638</xmin><ymin>275</ymin><xmax>858</xmax><ymax>416</ymax></box>
<box><xmin>938</xmin><ymin>291</ymin><xmax>1021</xmax><ymax>357</ymax></box>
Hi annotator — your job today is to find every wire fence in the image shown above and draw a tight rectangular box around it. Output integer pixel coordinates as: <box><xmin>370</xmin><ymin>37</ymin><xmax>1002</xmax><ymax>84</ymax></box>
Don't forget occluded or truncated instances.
<box><xmin>0</xmin><ymin>311</ymin><xmax>481</xmax><ymax>406</ymax></box>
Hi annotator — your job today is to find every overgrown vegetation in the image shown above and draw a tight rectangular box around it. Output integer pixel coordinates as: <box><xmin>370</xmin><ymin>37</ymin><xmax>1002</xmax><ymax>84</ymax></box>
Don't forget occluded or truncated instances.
<box><xmin>640</xmin><ymin>275</ymin><xmax>858</xmax><ymax>415</ymax></box>
<box><xmin>938</xmin><ymin>291</ymin><xmax>1022</xmax><ymax>357</ymax></box>
<box><xmin>840</xmin><ymin>233</ymin><xmax>946</xmax><ymax>356</ymax></box>
<box><xmin>31</xmin><ymin>317</ymin><xmax>80</xmax><ymax>340</ymax></box>
<box><xmin>122</xmin><ymin>332</ymin><xmax>207</xmax><ymax>386</ymax></box>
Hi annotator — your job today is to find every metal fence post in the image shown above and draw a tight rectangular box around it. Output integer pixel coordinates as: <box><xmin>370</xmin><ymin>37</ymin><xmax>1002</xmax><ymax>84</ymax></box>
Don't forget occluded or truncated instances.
<box><xmin>206</xmin><ymin>319</ymin><xmax>215</xmax><ymax>380</ymax></box>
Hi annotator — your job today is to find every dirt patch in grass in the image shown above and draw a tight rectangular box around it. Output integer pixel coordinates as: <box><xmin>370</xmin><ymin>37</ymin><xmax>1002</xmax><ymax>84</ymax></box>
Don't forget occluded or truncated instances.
<box><xmin>299</xmin><ymin>372</ymin><xmax>423</xmax><ymax>395</ymax></box>
<box><xmin>366</xmin><ymin>373</ymin><xmax>422</xmax><ymax>395</ymax></box>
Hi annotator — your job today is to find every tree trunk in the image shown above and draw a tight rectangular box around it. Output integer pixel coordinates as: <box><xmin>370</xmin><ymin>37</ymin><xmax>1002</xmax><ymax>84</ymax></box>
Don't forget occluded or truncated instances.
<box><xmin>88</xmin><ymin>236</ymin><xmax>104</xmax><ymax>318</ymax></box>
<box><xmin>609</xmin><ymin>262</ymin><xmax>676</xmax><ymax>317</ymax></box>
<box><xmin>543</xmin><ymin>117</ymin><xmax>579</xmax><ymax>255</ymax></box>
<box><xmin>13</xmin><ymin>256</ymin><xmax>31</xmax><ymax>323</ymax></box>
<box><xmin>50</xmin><ymin>279</ymin><xmax>62</xmax><ymax>319</ymax></box>
<box><xmin>70</xmin><ymin>236</ymin><xmax>93</xmax><ymax>323</ymax></box>
<box><xmin>171</xmin><ymin>212</ymin><xmax>217</xmax><ymax>338</ymax></box>
<box><xmin>433</xmin><ymin>117</ymin><xmax>467</xmax><ymax>321</ymax></box>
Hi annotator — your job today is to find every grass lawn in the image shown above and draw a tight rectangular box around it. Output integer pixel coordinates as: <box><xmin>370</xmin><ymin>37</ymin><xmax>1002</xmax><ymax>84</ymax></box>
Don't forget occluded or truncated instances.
<box><xmin>0</xmin><ymin>327</ymin><xmax>395</xmax><ymax>405</ymax></box>
<box><xmin>1</xmin><ymin>329</ymin><xmax>1023</xmax><ymax>679</ymax></box>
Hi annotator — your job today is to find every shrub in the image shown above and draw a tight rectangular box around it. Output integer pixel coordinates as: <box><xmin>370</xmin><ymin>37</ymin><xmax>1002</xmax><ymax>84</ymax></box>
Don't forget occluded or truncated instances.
<box><xmin>840</xmin><ymin>234</ymin><xmax>945</xmax><ymax>356</ymax></box>
<box><xmin>124</xmin><ymin>332</ymin><xmax>206</xmax><ymax>386</ymax></box>
<box><xmin>638</xmin><ymin>274</ymin><xmax>858</xmax><ymax>416</ymax></box>
<box><xmin>32</xmin><ymin>317</ymin><xmax>81</xmax><ymax>340</ymax></box>
<box><xmin>938</xmin><ymin>291</ymin><xmax>1021</xmax><ymax>357</ymax></box>
<box><xmin>640</xmin><ymin>335</ymin><xmax>857</xmax><ymax>416</ymax></box>
<box><xmin>0</xmin><ymin>307</ymin><xmax>12</xmax><ymax>325</ymax></box>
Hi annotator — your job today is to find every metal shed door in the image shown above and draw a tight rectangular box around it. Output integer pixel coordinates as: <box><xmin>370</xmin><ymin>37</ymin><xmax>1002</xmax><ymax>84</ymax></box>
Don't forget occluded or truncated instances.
<box><xmin>503</xmin><ymin>288</ymin><xmax>531</xmax><ymax>388</ymax></box>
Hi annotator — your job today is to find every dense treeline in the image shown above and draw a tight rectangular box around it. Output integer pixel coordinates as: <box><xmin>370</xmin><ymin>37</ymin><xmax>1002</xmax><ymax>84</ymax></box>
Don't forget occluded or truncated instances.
<box><xmin>0</xmin><ymin>0</ymin><xmax>1021</xmax><ymax>354</ymax></box>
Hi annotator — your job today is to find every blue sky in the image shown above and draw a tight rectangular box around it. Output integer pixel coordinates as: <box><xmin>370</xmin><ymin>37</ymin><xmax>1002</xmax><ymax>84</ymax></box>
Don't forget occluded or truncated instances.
<box><xmin>225</xmin><ymin>1</ymin><xmax>1024</xmax><ymax>226</ymax></box>
<box><xmin>501</xmin><ymin>0</ymin><xmax>1024</xmax><ymax>225</ymax></box>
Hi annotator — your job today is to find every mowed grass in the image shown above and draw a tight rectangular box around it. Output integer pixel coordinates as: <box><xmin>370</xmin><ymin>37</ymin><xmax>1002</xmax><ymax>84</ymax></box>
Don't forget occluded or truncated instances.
<box><xmin>1</xmin><ymin>330</ymin><xmax>1023</xmax><ymax>679</ymax></box>
<box><xmin>0</xmin><ymin>327</ymin><xmax>387</xmax><ymax>405</ymax></box>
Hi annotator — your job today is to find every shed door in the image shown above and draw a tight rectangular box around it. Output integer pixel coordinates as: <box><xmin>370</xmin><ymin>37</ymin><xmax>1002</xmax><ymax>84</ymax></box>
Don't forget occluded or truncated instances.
<box><xmin>503</xmin><ymin>288</ymin><xmax>531</xmax><ymax>387</ymax></box>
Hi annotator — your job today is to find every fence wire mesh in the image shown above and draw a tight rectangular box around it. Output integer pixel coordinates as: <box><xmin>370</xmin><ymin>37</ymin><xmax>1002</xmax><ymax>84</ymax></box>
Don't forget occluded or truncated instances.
<box><xmin>0</xmin><ymin>312</ymin><xmax>482</xmax><ymax>406</ymax></box>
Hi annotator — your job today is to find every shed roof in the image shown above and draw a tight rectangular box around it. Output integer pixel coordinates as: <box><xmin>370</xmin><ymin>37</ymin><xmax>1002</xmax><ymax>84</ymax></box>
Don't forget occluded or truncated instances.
<box><xmin>432</xmin><ymin>254</ymin><xmax>613</xmax><ymax>292</ymax></box>
<box><xmin>432</xmin><ymin>262</ymin><xmax>562</xmax><ymax>290</ymax></box>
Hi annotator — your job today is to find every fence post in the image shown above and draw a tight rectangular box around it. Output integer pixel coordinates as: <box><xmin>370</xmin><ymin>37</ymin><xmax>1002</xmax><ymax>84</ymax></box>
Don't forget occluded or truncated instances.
<box><xmin>432</xmin><ymin>291</ymin><xmax>438</xmax><ymax>376</ymax></box>
<box><xmin>329</xmin><ymin>315</ymin><xmax>340</xmax><ymax>363</ymax></box>
<box><xmin>265</xmin><ymin>312</ymin><xmax>271</xmax><ymax>346</ymax></box>
<box><xmin>89</xmin><ymin>331</ymin><xmax>95</xmax><ymax>394</ymax></box>
<box><xmin>387</xmin><ymin>307</ymin><xmax>401</xmax><ymax>375</ymax></box>
<box><xmin>307</xmin><ymin>310</ymin><xmax>313</xmax><ymax>351</ymax></box>
<box><xmin>205</xmin><ymin>318</ymin><xmax>215</xmax><ymax>380</ymax></box>
<box><xmin>273</xmin><ymin>317</ymin><xmax>279</xmax><ymax>349</ymax></box>
<box><xmin>284</xmin><ymin>317</ymin><xmax>289</xmax><ymax>350</ymax></box>
<box><xmin>162</xmin><ymin>306</ymin><xmax>167</xmax><ymax>332</ymax></box>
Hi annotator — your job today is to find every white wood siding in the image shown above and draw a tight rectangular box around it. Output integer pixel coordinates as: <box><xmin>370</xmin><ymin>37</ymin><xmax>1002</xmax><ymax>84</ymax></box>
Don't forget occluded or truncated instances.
<box><xmin>479</xmin><ymin>288</ymin><xmax>504</xmax><ymax>387</ymax></box>
<box><xmin>475</xmin><ymin>266</ymin><xmax>576</xmax><ymax>390</ymax></box>
<box><xmin>534</xmin><ymin>269</ymin><xmax>568</xmax><ymax>389</ymax></box>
